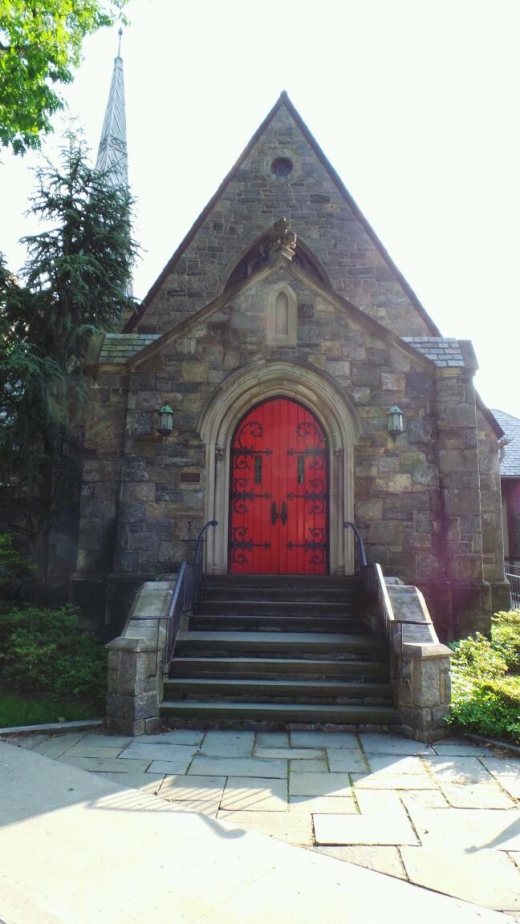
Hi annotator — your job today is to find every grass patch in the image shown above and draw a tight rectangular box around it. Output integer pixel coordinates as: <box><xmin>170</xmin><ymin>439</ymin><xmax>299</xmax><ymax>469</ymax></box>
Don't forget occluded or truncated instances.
<box><xmin>0</xmin><ymin>691</ymin><xmax>98</xmax><ymax>728</ymax></box>
<box><xmin>448</xmin><ymin>610</ymin><xmax>520</xmax><ymax>744</ymax></box>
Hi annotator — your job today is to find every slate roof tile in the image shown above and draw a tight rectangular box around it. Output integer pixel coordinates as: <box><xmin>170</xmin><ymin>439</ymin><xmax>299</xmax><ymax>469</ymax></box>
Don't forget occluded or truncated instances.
<box><xmin>99</xmin><ymin>333</ymin><xmax>159</xmax><ymax>363</ymax></box>
<box><xmin>492</xmin><ymin>409</ymin><xmax>520</xmax><ymax>478</ymax></box>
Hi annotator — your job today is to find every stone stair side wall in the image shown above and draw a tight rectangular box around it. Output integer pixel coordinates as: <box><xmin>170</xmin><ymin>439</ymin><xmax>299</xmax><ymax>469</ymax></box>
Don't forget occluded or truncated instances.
<box><xmin>382</xmin><ymin>577</ymin><xmax>452</xmax><ymax>741</ymax></box>
<box><xmin>105</xmin><ymin>579</ymin><xmax>176</xmax><ymax>736</ymax></box>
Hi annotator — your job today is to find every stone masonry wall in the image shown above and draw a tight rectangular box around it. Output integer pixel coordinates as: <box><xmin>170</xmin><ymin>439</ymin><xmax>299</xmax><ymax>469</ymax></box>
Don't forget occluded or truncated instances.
<box><xmin>116</xmin><ymin>269</ymin><xmax>443</xmax><ymax>587</ymax></box>
<box><xmin>136</xmin><ymin>104</ymin><xmax>434</xmax><ymax>340</ymax></box>
<box><xmin>477</xmin><ymin>407</ymin><xmax>510</xmax><ymax>614</ymax></box>
<box><xmin>71</xmin><ymin>365</ymin><xmax>128</xmax><ymax>627</ymax></box>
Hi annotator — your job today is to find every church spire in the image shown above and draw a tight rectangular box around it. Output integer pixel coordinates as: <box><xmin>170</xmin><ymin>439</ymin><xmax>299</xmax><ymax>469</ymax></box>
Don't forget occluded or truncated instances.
<box><xmin>96</xmin><ymin>28</ymin><xmax>128</xmax><ymax>186</ymax></box>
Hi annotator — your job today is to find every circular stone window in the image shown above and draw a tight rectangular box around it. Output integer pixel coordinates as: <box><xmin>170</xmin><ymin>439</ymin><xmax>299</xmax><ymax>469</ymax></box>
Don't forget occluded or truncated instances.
<box><xmin>271</xmin><ymin>157</ymin><xmax>293</xmax><ymax>177</ymax></box>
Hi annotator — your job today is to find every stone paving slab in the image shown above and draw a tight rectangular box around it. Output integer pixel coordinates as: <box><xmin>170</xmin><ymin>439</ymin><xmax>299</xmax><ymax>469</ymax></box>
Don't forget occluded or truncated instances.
<box><xmin>289</xmin><ymin>795</ymin><xmax>358</xmax><ymax>814</ymax></box>
<box><xmin>432</xmin><ymin>742</ymin><xmax>499</xmax><ymax>757</ymax></box>
<box><xmin>59</xmin><ymin>756</ymin><xmax>151</xmax><ymax>773</ymax></box>
<box><xmin>290</xmin><ymin>772</ymin><xmax>352</xmax><ymax>797</ymax></box>
<box><xmin>290</xmin><ymin>757</ymin><xmax>329</xmax><ymax>773</ymax></box>
<box><xmin>199</xmin><ymin>730</ymin><xmax>255</xmax><ymax>757</ymax></box>
<box><xmin>481</xmin><ymin>759</ymin><xmax>520</xmax><ymax>799</ymax></box>
<box><xmin>291</xmin><ymin>731</ymin><xmax>360</xmax><ymax>749</ymax></box>
<box><xmin>9</xmin><ymin>732</ymin><xmax>64</xmax><ymax>750</ymax></box>
<box><xmin>63</xmin><ymin>745</ymin><xmax>124</xmax><ymax>759</ymax></box>
<box><xmin>400</xmin><ymin>846</ymin><xmax>520</xmax><ymax>913</ymax></box>
<box><xmin>440</xmin><ymin>782</ymin><xmax>515</xmax><ymax>809</ymax></box>
<box><xmin>159</xmin><ymin>798</ymin><xmax>221</xmax><ymax>815</ymax></box>
<box><xmin>352</xmin><ymin>772</ymin><xmax>436</xmax><ymax>790</ymax></box>
<box><xmin>158</xmin><ymin>774</ymin><xmax>226</xmax><ymax>801</ymax></box>
<box><xmin>256</xmin><ymin>731</ymin><xmax>289</xmax><ymax>748</ymax></box>
<box><xmin>92</xmin><ymin>771</ymin><xmax>165</xmax><ymax>792</ymax></box>
<box><xmin>81</xmin><ymin>733</ymin><xmax>133</xmax><ymax>748</ymax></box>
<box><xmin>255</xmin><ymin>747</ymin><xmax>324</xmax><ymax>760</ymax></box>
<box><xmin>221</xmin><ymin>776</ymin><xmax>288</xmax><ymax>812</ymax></box>
<box><xmin>400</xmin><ymin>790</ymin><xmax>451</xmax><ymax>811</ymax></box>
<box><xmin>119</xmin><ymin>742</ymin><xmax>198</xmax><ymax>762</ymax></box>
<box><xmin>135</xmin><ymin>729</ymin><xmax>204</xmax><ymax>745</ymax></box>
<box><xmin>314</xmin><ymin>813</ymin><xmax>419</xmax><ymax>846</ymax></box>
<box><xmin>189</xmin><ymin>755</ymin><xmax>287</xmax><ymax>778</ymax></box>
<box><xmin>407</xmin><ymin>808</ymin><xmax>520</xmax><ymax>851</ymax></box>
<box><xmin>314</xmin><ymin>845</ymin><xmax>407</xmax><ymax>879</ymax></box>
<box><xmin>147</xmin><ymin>759</ymin><xmax>195</xmax><ymax>774</ymax></box>
<box><xmin>326</xmin><ymin>749</ymin><xmax>368</xmax><ymax>773</ymax></box>
<box><xmin>355</xmin><ymin>790</ymin><xmax>407</xmax><ymax>815</ymax></box>
<box><xmin>365</xmin><ymin>755</ymin><xmax>431</xmax><ymax>775</ymax></box>
<box><xmin>359</xmin><ymin>734</ymin><xmax>435</xmax><ymax>756</ymax></box>
<box><xmin>424</xmin><ymin>756</ymin><xmax>493</xmax><ymax>784</ymax></box>
<box><xmin>34</xmin><ymin>732</ymin><xmax>88</xmax><ymax>757</ymax></box>
<box><xmin>216</xmin><ymin>809</ymin><xmax>313</xmax><ymax>845</ymax></box>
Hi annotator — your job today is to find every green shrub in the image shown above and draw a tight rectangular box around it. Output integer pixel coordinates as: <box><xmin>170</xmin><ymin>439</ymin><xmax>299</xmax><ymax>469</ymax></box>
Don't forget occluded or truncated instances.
<box><xmin>0</xmin><ymin>604</ymin><xmax>106</xmax><ymax>710</ymax></box>
<box><xmin>0</xmin><ymin>534</ymin><xmax>33</xmax><ymax>604</ymax></box>
<box><xmin>448</xmin><ymin>619</ymin><xmax>520</xmax><ymax>744</ymax></box>
<box><xmin>492</xmin><ymin>610</ymin><xmax>520</xmax><ymax>673</ymax></box>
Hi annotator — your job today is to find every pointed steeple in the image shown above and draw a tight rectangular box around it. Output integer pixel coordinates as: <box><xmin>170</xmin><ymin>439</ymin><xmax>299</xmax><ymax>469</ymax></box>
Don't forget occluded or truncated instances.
<box><xmin>96</xmin><ymin>28</ymin><xmax>128</xmax><ymax>186</ymax></box>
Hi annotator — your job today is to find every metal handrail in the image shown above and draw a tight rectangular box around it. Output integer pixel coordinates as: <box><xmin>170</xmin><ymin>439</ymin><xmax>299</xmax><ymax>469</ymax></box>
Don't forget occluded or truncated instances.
<box><xmin>161</xmin><ymin>520</ymin><xmax>218</xmax><ymax>669</ymax></box>
<box><xmin>343</xmin><ymin>521</ymin><xmax>367</xmax><ymax>574</ymax></box>
<box><xmin>505</xmin><ymin>563</ymin><xmax>520</xmax><ymax>608</ymax></box>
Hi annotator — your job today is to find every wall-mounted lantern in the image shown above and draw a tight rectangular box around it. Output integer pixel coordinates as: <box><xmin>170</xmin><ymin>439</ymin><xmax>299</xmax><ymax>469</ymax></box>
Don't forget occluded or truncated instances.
<box><xmin>157</xmin><ymin>404</ymin><xmax>174</xmax><ymax>437</ymax></box>
<box><xmin>387</xmin><ymin>405</ymin><xmax>404</xmax><ymax>437</ymax></box>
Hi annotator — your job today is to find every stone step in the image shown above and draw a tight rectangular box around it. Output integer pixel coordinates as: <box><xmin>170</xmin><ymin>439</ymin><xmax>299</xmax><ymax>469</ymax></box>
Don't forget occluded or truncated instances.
<box><xmin>201</xmin><ymin>575</ymin><xmax>359</xmax><ymax>588</ymax></box>
<box><xmin>194</xmin><ymin>599</ymin><xmax>357</xmax><ymax>617</ymax></box>
<box><xmin>163</xmin><ymin>677</ymin><xmax>393</xmax><ymax>704</ymax></box>
<box><xmin>189</xmin><ymin>613</ymin><xmax>368</xmax><ymax>634</ymax></box>
<box><xmin>198</xmin><ymin>585</ymin><xmax>359</xmax><ymax>603</ymax></box>
<box><xmin>159</xmin><ymin>699</ymin><xmax>401</xmax><ymax>727</ymax></box>
<box><xmin>170</xmin><ymin>656</ymin><xmax>390</xmax><ymax>681</ymax></box>
<box><xmin>175</xmin><ymin>630</ymin><xmax>382</xmax><ymax>660</ymax></box>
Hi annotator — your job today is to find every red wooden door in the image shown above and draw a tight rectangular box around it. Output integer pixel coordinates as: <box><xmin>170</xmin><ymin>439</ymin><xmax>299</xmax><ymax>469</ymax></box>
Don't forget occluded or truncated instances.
<box><xmin>229</xmin><ymin>398</ymin><xmax>328</xmax><ymax>574</ymax></box>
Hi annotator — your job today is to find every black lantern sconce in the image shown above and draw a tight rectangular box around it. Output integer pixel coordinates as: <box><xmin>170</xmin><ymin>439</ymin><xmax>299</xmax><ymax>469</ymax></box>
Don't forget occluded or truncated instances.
<box><xmin>387</xmin><ymin>405</ymin><xmax>404</xmax><ymax>437</ymax></box>
<box><xmin>157</xmin><ymin>403</ymin><xmax>174</xmax><ymax>437</ymax></box>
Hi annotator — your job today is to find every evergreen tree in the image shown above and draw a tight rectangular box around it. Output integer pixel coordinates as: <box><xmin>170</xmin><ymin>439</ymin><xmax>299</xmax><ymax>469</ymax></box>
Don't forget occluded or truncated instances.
<box><xmin>0</xmin><ymin>135</ymin><xmax>138</xmax><ymax>599</ymax></box>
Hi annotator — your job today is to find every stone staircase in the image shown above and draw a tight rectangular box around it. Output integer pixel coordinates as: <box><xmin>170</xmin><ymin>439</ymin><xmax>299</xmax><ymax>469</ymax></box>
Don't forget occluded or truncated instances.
<box><xmin>160</xmin><ymin>575</ymin><xmax>400</xmax><ymax>728</ymax></box>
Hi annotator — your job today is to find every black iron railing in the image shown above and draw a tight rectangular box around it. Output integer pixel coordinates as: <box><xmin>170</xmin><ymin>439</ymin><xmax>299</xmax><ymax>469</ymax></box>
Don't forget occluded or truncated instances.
<box><xmin>161</xmin><ymin>520</ymin><xmax>217</xmax><ymax>668</ymax></box>
<box><xmin>505</xmin><ymin>562</ymin><xmax>520</xmax><ymax>609</ymax></box>
<box><xmin>343</xmin><ymin>521</ymin><xmax>367</xmax><ymax>576</ymax></box>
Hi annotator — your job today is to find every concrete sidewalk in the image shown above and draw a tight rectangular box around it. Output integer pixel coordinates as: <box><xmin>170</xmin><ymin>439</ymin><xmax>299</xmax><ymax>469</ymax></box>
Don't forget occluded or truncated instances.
<box><xmin>1</xmin><ymin>730</ymin><xmax>520</xmax><ymax>922</ymax></box>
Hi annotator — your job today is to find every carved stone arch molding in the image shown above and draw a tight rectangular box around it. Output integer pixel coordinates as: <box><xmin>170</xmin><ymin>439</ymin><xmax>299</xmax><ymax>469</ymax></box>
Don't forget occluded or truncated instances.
<box><xmin>199</xmin><ymin>361</ymin><xmax>363</xmax><ymax>575</ymax></box>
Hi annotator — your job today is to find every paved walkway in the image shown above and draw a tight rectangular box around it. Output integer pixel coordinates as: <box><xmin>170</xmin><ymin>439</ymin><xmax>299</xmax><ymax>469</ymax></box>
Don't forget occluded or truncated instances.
<box><xmin>2</xmin><ymin>727</ymin><xmax>520</xmax><ymax>917</ymax></box>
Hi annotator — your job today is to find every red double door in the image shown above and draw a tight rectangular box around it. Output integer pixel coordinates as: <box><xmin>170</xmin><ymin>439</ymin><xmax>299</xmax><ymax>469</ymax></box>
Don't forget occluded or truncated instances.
<box><xmin>229</xmin><ymin>398</ymin><xmax>328</xmax><ymax>574</ymax></box>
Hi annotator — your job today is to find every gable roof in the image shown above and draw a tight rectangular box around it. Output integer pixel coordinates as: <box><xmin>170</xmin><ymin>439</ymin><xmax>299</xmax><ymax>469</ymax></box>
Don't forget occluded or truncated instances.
<box><xmin>124</xmin><ymin>92</ymin><xmax>440</xmax><ymax>337</ymax></box>
<box><xmin>97</xmin><ymin>256</ymin><xmax>475</xmax><ymax>377</ymax></box>
<box><xmin>492</xmin><ymin>409</ymin><xmax>520</xmax><ymax>477</ymax></box>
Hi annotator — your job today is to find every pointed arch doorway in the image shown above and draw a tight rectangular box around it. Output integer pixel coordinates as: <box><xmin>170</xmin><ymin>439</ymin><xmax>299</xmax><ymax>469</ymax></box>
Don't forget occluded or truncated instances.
<box><xmin>229</xmin><ymin>397</ymin><xmax>328</xmax><ymax>574</ymax></box>
<box><xmin>200</xmin><ymin>360</ymin><xmax>362</xmax><ymax>577</ymax></box>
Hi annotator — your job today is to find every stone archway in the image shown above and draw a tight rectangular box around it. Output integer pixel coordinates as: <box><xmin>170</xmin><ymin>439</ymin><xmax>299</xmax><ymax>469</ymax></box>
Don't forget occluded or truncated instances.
<box><xmin>199</xmin><ymin>360</ymin><xmax>362</xmax><ymax>575</ymax></box>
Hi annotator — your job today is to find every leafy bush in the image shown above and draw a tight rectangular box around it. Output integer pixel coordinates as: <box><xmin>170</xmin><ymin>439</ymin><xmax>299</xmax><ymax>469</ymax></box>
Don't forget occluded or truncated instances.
<box><xmin>0</xmin><ymin>604</ymin><xmax>106</xmax><ymax>710</ymax></box>
<box><xmin>492</xmin><ymin>610</ymin><xmax>520</xmax><ymax>673</ymax></box>
<box><xmin>448</xmin><ymin>613</ymin><xmax>520</xmax><ymax>744</ymax></box>
<box><xmin>0</xmin><ymin>534</ymin><xmax>33</xmax><ymax>604</ymax></box>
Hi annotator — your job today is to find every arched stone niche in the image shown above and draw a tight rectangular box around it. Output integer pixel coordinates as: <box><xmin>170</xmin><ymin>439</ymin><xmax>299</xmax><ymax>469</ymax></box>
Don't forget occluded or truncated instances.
<box><xmin>267</xmin><ymin>283</ymin><xmax>297</xmax><ymax>346</ymax></box>
<box><xmin>199</xmin><ymin>360</ymin><xmax>362</xmax><ymax>575</ymax></box>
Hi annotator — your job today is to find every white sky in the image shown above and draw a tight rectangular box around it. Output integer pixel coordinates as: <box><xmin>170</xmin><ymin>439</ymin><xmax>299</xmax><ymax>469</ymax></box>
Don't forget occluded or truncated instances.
<box><xmin>1</xmin><ymin>0</ymin><xmax>519</xmax><ymax>417</ymax></box>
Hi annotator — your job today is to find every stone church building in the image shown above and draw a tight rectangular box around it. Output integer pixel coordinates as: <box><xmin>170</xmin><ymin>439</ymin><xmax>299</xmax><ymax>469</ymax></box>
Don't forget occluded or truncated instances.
<box><xmin>71</xmin><ymin>89</ymin><xmax>509</xmax><ymax>643</ymax></box>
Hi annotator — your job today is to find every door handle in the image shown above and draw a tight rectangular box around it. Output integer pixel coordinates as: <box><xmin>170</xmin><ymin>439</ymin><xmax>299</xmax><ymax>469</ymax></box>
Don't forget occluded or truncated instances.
<box><xmin>280</xmin><ymin>501</ymin><xmax>288</xmax><ymax>526</ymax></box>
<box><xmin>271</xmin><ymin>501</ymin><xmax>278</xmax><ymax>526</ymax></box>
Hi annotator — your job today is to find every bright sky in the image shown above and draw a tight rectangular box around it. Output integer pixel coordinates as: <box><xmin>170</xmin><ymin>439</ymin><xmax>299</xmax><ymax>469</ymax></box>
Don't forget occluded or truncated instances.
<box><xmin>1</xmin><ymin>0</ymin><xmax>519</xmax><ymax>417</ymax></box>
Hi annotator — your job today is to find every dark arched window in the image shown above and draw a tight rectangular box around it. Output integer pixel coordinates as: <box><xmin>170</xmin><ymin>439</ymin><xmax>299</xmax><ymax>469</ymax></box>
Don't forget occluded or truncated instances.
<box><xmin>225</xmin><ymin>237</ymin><xmax>328</xmax><ymax>291</ymax></box>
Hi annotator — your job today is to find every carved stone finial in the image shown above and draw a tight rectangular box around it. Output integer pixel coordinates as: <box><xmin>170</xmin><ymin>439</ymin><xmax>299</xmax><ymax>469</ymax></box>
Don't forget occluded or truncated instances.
<box><xmin>267</xmin><ymin>217</ymin><xmax>297</xmax><ymax>261</ymax></box>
